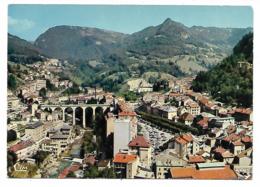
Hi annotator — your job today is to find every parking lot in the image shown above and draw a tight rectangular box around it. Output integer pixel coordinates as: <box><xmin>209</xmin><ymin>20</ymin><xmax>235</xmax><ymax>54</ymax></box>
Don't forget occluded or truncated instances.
<box><xmin>137</xmin><ymin>118</ymin><xmax>174</xmax><ymax>162</ymax></box>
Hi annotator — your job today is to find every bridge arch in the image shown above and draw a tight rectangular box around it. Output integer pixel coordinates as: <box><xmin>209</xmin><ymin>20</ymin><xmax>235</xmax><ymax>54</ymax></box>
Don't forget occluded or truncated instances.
<box><xmin>40</xmin><ymin>104</ymin><xmax>111</xmax><ymax>128</ymax></box>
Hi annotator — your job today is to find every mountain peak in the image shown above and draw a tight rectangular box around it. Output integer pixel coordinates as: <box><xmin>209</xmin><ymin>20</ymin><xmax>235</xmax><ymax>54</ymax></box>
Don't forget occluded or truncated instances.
<box><xmin>161</xmin><ymin>18</ymin><xmax>185</xmax><ymax>28</ymax></box>
<box><xmin>163</xmin><ymin>18</ymin><xmax>173</xmax><ymax>23</ymax></box>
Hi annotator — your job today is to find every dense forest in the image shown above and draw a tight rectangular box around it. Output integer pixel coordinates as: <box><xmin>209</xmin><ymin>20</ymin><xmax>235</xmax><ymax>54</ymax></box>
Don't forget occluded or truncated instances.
<box><xmin>192</xmin><ymin>32</ymin><xmax>253</xmax><ymax>107</ymax></box>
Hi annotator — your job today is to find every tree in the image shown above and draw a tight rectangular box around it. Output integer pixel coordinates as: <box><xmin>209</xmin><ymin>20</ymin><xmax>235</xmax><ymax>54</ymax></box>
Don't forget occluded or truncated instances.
<box><xmin>32</xmin><ymin>151</ymin><xmax>50</xmax><ymax>166</ymax></box>
<box><xmin>7</xmin><ymin>151</ymin><xmax>17</xmax><ymax>169</ymax></box>
<box><xmin>7</xmin><ymin>130</ymin><xmax>17</xmax><ymax>142</ymax></box>
<box><xmin>39</xmin><ymin>88</ymin><xmax>47</xmax><ymax>98</ymax></box>
<box><xmin>67</xmin><ymin>171</ymin><xmax>76</xmax><ymax>178</ymax></box>
<box><xmin>46</xmin><ymin>79</ymin><xmax>56</xmax><ymax>91</ymax></box>
<box><xmin>99</xmin><ymin>168</ymin><xmax>116</xmax><ymax>178</ymax></box>
<box><xmin>84</xmin><ymin>166</ymin><xmax>99</xmax><ymax>178</ymax></box>
<box><xmin>8</xmin><ymin>74</ymin><xmax>17</xmax><ymax>90</ymax></box>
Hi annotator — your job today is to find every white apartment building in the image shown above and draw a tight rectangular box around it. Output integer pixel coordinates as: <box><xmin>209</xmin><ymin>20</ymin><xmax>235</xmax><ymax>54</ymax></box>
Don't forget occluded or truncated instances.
<box><xmin>113</xmin><ymin>118</ymin><xmax>133</xmax><ymax>156</ymax></box>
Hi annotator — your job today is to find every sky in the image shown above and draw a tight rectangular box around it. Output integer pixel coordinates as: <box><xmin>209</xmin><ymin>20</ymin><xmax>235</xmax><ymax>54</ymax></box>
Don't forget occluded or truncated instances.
<box><xmin>8</xmin><ymin>5</ymin><xmax>253</xmax><ymax>41</ymax></box>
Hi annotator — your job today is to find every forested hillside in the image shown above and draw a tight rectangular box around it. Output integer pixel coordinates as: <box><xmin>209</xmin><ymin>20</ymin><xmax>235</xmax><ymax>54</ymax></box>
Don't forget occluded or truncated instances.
<box><xmin>192</xmin><ymin>32</ymin><xmax>253</xmax><ymax>107</ymax></box>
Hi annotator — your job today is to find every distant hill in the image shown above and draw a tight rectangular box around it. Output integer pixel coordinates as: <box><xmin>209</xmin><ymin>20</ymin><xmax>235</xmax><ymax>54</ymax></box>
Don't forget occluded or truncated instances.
<box><xmin>34</xmin><ymin>19</ymin><xmax>252</xmax><ymax>61</ymax></box>
<box><xmin>233</xmin><ymin>32</ymin><xmax>253</xmax><ymax>63</ymax></box>
<box><xmin>8</xmin><ymin>19</ymin><xmax>253</xmax><ymax>92</ymax></box>
<box><xmin>34</xmin><ymin>25</ymin><xmax>126</xmax><ymax>61</ymax></box>
<box><xmin>126</xmin><ymin>18</ymin><xmax>252</xmax><ymax>58</ymax></box>
<box><xmin>8</xmin><ymin>34</ymin><xmax>46</xmax><ymax>64</ymax></box>
<box><xmin>192</xmin><ymin>32</ymin><xmax>253</xmax><ymax>107</ymax></box>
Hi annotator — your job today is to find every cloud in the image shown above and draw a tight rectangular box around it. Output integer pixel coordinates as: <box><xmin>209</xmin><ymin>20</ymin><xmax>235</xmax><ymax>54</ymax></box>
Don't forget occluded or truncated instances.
<box><xmin>8</xmin><ymin>16</ymin><xmax>35</xmax><ymax>31</ymax></box>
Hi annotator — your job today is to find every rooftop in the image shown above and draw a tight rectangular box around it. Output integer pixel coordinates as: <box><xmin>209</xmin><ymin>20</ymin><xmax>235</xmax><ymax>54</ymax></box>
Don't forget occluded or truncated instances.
<box><xmin>188</xmin><ymin>155</ymin><xmax>206</xmax><ymax>164</ymax></box>
<box><xmin>170</xmin><ymin>165</ymin><xmax>237</xmax><ymax>179</ymax></box>
<box><xmin>128</xmin><ymin>135</ymin><xmax>150</xmax><ymax>148</ymax></box>
<box><xmin>113</xmin><ymin>153</ymin><xmax>137</xmax><ymax>164</ymax></box>
<box><xmin>26</xmin><ymin>121</ymin><xmax>44</xmax><ymax>129</ymax></box>
<box><xmin>9</xmin><ymin>140</ymin><xmax>34</xmax><ymax>152</ymax></box>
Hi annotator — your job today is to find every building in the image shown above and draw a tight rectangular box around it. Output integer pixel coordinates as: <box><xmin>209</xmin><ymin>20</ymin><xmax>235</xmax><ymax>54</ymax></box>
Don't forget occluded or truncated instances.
<box><xmin>105</xmin><ymin>113</ymin><xmax>115</xmax><ymax>137</ymax></box>
<box><xmin>127</xmin><ymin>79</ymin><xmax>153</xmax><ymax>93</ymax></box>
<box><xmin>25</xmin><ymin>121</ymin><xmax>46</xmax><ymax>142</ymax></box>
<box><xmin>209</xmin><ymin>117</ymin><xmax>235</xmax><ymax>129</ymax></box>
<box><xmin>113</xmin><ymin>119</ymin><xmax>133</xmax><ymax>156</ymax></box>
<box><xmin>155</xmin><ymin>150</ymin><xmax>187</xmax><ymax>179</ymax></box>
<box><xmin>156</xmin><ymin>105</ymin><xmax>177</xmax><ymax>120</ymax></box>
<box><xmin>185</xmin><ymin>101</ymin><xmax>201</xmax><ymax>116</ymax></box>
<box><xmin>174</xmin><ymin>134</ymin><xmax>193</xmax><ymax>157</ymax></box>
<box><xmin>233</xmin><ymin>108</ymin><xmax>253</xmax><ymax>122</ymax></box>
<box><xmin>8</xmin><ymin>96</ymin><xmax>20</xmax><ymax>110</ymax></box>
<box><xmin>41</xmin><ymin>139</ymin><xmax>62</xmax><ymax>157</ymax></box>
<box><xmin>179</xmin><ymin>113</ymin><xmax>194</xmax><ymax>126</ymax></box>
<box><xmin>36</xmin><ymin>79</ymin><xmax>47</xmax><ymax>91</ymax></box>
<box><xmin>170</xmin><ymin>162</ymin><xmax>237</xmax><ymax>179</ymax></box>
<box><xmin>9</xmin><ymin>140</ymin><xmax>37</xmax><ymax>160</ymax></box>
<box><xmin>128</xmin><ymin>135</ymin><xmax>151</xmax><ymax>167</ymax></box>
<box><xmin>137</xmin><ymin>81</ymin><xmax>153</xmax><ymax>93</ymax></box>
<box><xmin>113</xmin><ymin>153</ymin><xmax>139</xmax><ymax>179</ymax></box>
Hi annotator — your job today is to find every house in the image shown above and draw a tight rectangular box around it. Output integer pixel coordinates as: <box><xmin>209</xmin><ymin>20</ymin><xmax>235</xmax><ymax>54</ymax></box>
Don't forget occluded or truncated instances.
<box><xmin>231</xmin><ymin>141</ymin><xmax>245</xmax><ymax>155</ymax></box>
<box><xmin>40</xmin><ymin>139</ymin><xmax>62</xmax><ymax>157</ymax></box>
<box><xmin>174</xmin><ymin>134</ymin><xmax>193</xmax><ymax>157</ymax></box>
<box><xmin>170</xmin><ymin>162</ymin><xmax>237</xmax><ymax>179</ymax></box>
<box><xmin>155</xmin><ymin>150</ymin><xmax>187</xmax><ymax>179</ymax></box>
<box><xmin>196</xmin><ymin>117</ymin><xmax>209</xmax><ymax>131</ymax></box>
<box><xmin>187</xmin><ymin>155</ymin><xmax>206</xmax><ymax>164</ymax></box>
<box><xmin>25</xmin><ymin>121</ymin><xmax>46</xmax><ymax>142</ymax></box>
<box><xmin>155</xmin><ymin>105</ymin><xmax>177</xmax><ymax>120</ymax></box>
<box><xmin>113</xmin><ymin>153</ymin><xmax>139</xmax><ymax>179</ymax></box>
<box><xmin>9</xmin><ymin>140</ymin><xmax>37</xmax><ymax>160</ymax></box>
<box><xmin>128</xmin><ymin>135</ymin><xmax>152</xmax><ymax>167</ymax></box>
<box><xmin>179</xmin><ymin>112</ymin><xmax>194</xmax><ymax>126</ymax></box>
<box><xmin>233</xmin><ymin>108</ymin><xmax>253</xmax><ymax>122</ymax></box>
<box><xmin>233</xmin><ymin>148</ymin><xmax>252</xmax><ymax>166</ymax></box>
<box><xmin>209</xmin><ymin>117</ymin><xmax>235</xmax><ymax>129</ymax></box>
<box><xmin>135</xmin><ymin>166</ymin><xmax>155</xmax><ymax>179</ymax></box>
<box><xmin>185</xmin><ymin>101</ymin><xmax>201</xmax><ymax>116</ymax></box>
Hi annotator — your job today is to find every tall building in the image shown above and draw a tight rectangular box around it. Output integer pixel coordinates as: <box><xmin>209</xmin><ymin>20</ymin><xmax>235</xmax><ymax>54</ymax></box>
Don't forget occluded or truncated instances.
<box><xmin>113</xmin><ymin>118</ymin><xmax>133</xmax><ymax>156</ymax></box>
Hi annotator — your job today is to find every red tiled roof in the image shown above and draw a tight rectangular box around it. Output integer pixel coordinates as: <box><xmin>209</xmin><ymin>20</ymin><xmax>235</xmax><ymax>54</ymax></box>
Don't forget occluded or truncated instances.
<box><xmin>113</xmin><ymin>153</ymin><xmax>137</xmax><ymax>164</ymax></box>
<box><xmin>213</xmin><ymin>146</ymin><xmax>226</xmax><ymax>154</ymax></box>
<box><xmin>175</xmin><ymin>137</ymin><xmax>188</xmax><ymax>145</ymax></box>
<box><xmin>223</xmin><ymin>133</ymin><xmax>240</xmax><ymax>142</ymax></box>
<box><xmin>198</xmin><ymin>97</ymin><xmax>209</xmax><ymax>105</ymax></box>
<box><xmin>188</xmin><ymin>155</ymin><xmax>205</xmax><ymax>163</ymax></box>
<box><xmin>128</xmin><ymin>136</ymin><xmax>150</xmax><ymax>148</ymax></box>
<box><xmin>180</xmin><ymin>112</ymin><xmax>194</xmax><ymax>121</ymax></box>
<box><xmin>197</xmin><ymin>117</ymin><xmax>209</xmax><ymax>128</ymax></box>
<box><xmin>186</xmin><ymin>101</ymin><xmax>199</xmax><ymax>108</ymax></box>
<box><xmin>119</xmin><ymin>111</ymin><xmax>137</xmax><ymax>117</ymax></box>
<box><xmin>175</xmin><ymin>134</ymin><xmax>193</xmax><ymax>145</ymax></box>
<box><xmin>181</xmin><ymin>134</ymin><xmax>193</xmax><ymax>142</ymax></box>
<box><xmin>241</xmin><ymin>136</ymin><xmax>252</xmax><ymax>143</ymax></box>
<box><xmin>58</xmin><ymin>164</ymin><xmax>80</xmax><ymax>179</ymax></box>
<box><xmin>9</xmin><ymin>140</ymin><xmax>34</xmax><ymax>152</ymax></box>
<box><xmin>170</xmin><ymin>165</ymin><xmax>237</xmax><ymax>179</ymax></box>
<box><xmin>235</xmin><ymin>108</ymin><xmax>252</xmax><ymax>115</ymax></box>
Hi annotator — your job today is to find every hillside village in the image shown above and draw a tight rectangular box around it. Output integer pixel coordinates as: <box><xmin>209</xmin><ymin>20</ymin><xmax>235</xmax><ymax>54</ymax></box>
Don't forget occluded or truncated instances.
<box><xmin>7</xmin><ymin>54</ymin><xmax>252</xmax><ymax>179</ymax></box>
